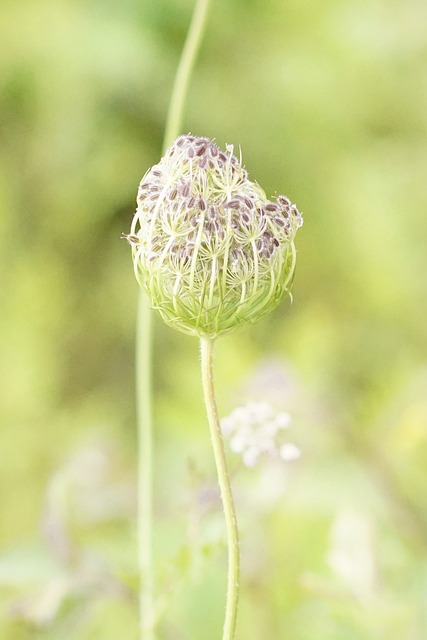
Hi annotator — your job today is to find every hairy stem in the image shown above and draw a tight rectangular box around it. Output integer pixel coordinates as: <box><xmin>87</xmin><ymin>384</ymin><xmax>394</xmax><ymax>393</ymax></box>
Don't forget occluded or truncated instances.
<box><xmin>200</xmin><ymin>337</ymin><xmax>240</xmax><ymax>640</ymax></box>
<box><xmin>137</xmin><ymin>1</ymin><xmax>212</xmax><ymax>638</ymax></box>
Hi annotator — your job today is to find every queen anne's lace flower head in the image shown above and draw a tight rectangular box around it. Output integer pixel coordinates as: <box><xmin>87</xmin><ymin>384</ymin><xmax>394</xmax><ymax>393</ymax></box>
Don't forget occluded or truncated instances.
<box><xmin>125</xmin><ymin>134</ymin><xmax>303</xmax><ymax>338</ymax></box>
<box><xmin>221</xmin><ymin>402</ymin><xmax>300</xmax><ymax>468</ymax></box>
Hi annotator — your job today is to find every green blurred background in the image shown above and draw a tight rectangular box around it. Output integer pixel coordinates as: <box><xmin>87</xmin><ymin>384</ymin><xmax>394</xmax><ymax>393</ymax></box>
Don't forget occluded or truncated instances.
<box><xmin>1</xmin><ymin>0</ymin><xmax>427</xmax><ymax>638</ymax></box>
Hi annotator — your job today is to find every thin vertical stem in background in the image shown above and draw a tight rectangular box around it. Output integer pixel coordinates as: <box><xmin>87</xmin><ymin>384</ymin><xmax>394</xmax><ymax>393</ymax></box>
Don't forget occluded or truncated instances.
<box><xmin>200</xmin><ymin>338</ymin><xmax>240</xmax><ymax>640</ymax></box>
<box><xmin>163</xmin><ymin>0</ymin><xmax>212</xmax><ymax>152</ymax></box>
<box><xmin>137</xmin><ymin>294</ymin><xmax>153</xmax><ymax>639</ymax></box>
<box><xmin>137</xmin><ymin>1</ymin><xmax>212</xmax><ymax>638</ymax></box>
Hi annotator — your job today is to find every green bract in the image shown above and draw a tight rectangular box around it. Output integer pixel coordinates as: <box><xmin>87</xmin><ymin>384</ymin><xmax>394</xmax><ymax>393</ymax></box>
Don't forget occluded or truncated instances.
<box><xmin>126</xmin><ymin>134</ymin><xmax>303</xmax><ymax>338</ymax></box>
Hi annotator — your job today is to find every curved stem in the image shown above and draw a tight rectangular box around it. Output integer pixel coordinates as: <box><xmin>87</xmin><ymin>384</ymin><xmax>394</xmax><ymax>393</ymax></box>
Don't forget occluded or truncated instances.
<box><xmin>200</xmin><ymin>337</ymin><xmax>240</xmax><ymax>640</ymax></box>
<box><xmin>137</xmin><ymin>1</ymin><xmax>212</xmax><ymax>638</ymax></box>
<box><xmin>163</xmin><ymin>0</ymin><xmax>212</xmax><ymax>152</ymax></box>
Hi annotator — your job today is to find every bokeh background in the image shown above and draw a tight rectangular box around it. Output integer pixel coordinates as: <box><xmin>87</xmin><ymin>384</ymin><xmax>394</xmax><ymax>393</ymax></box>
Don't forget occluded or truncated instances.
<box><xmin>1</xmin><ymin>0</ymin><xmax>427</xmax><ymax>638</ymax></box>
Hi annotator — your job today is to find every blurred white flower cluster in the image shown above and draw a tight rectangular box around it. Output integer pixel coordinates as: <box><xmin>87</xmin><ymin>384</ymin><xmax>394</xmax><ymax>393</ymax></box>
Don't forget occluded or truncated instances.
<box><xmin>221</xmin><ymin>402</ymin><xmax>300</xmax><ymax>468</ymax></box>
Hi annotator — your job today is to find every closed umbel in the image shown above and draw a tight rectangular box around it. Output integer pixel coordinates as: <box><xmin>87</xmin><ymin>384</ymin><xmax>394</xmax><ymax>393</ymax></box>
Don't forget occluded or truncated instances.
<box><xmin>126</xmin><ymin>134</ymin><xmax>303</xmax><ymax>338</ymax></box>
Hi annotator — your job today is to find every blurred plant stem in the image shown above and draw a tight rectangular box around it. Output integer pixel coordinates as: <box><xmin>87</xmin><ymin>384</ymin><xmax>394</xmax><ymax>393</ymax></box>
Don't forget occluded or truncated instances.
<box><xmin>200</xmin><ymin>338</ymin><xmax>240</xmax><ymax>640</ymax></box>
<box><xmin>137</xmin><ymin>294</ymin><xmax>153</xmax><ymax>639</ymax></box>
<box><xmin>163</xmin><ymin>0</ymin><xmax>212</xmax><ymax>152</ymax></box>
<box><xmin>136</xmin><ymin>1</ymin><xmax>211</xmax><ymax>639</ymax></box>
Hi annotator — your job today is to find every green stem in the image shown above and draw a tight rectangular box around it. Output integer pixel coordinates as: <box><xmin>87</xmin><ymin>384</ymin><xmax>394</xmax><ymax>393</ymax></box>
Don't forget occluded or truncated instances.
<box><xmin>137</xmin><ymin>294</ymin><xmax>154</xmax><ymax>639</ymax></box>
<box><xmin>200</xmin><ymin>337</ymin><xmax>240</xmax><ymax>640</ymax></box>
<box><xmin>163</xmin><ymin>0</ymin><xmax>212</xmax><ymax>152</ymax></box>
<box><xmin>137</xmin><ymin>1</ymin><xmax>212</xmax><ymax>638</ymax></box>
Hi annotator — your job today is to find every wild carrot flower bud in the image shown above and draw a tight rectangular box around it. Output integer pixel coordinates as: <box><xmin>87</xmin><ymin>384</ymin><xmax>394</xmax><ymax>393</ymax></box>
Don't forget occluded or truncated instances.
<box><xmin>125</xmin><ymin>134</ymin><xmax>303</xmax><ymax>338</ymax></box>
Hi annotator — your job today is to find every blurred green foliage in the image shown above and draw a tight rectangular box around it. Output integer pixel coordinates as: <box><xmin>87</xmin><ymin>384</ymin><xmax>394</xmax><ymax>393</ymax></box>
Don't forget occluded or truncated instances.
<box><xmin>1</xmin><ymin>0</ymin><xmax>427</xmax><ymax>638</ymax></box>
